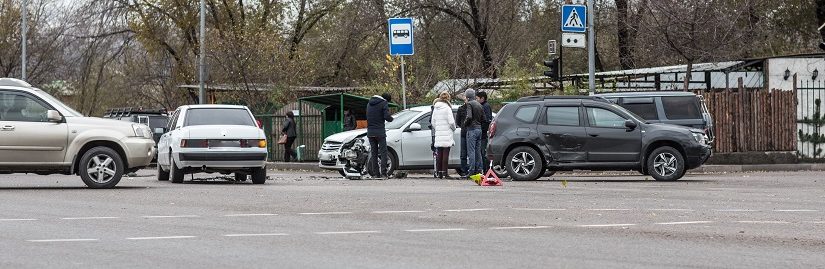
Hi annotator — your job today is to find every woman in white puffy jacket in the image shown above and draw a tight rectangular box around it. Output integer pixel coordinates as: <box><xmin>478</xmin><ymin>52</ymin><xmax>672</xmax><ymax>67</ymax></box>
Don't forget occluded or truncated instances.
<box><xmin>431</xmin><ymin>91</ymin><xmax>456</xmax><ymax>178</ymax></box>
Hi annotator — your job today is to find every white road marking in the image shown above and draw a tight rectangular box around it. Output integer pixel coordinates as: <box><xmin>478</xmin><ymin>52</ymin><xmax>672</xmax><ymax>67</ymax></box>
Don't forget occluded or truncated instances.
<box><xmin>314</xmin><ymin>231</ymin><xmax>381</xmax><ymax>235</ymax></box>
<box><xmin>579</xmin><ymin>224</ymin><xmax>637</xmax><ymax>228</ymax></box>
<box><xmin>299</xmin><ymin>212</ymin><xmax>353</xmax><ymax>215</ymax></box>
<box><xmin>647</xmin><ymin>209</ymin><xmax>694</xmax><ymax>212</ymax></box>
<box><xmin>127</xmin><ymin>236</ymin><xmax>197</xmax><ymax>240</ymax></box>
<box><xmin>27</xmin><ymin>239</ymin><xmax>99</xmax><ymax>243</ymax></box>
<box><xmin>371</xmin><ymin>210</ymin><xmax>426</xmax><ymax>214</ymax></box>
<box><xmin>0</xmin><ymin>218</ymin><xmax>37</xmax><ymax>221</ymax></box>
<box><xmin>736</xmin><ymin>221</ymin><xmax>791</xmax><ymax>224</ymax></box>
<box><xmin>223</xmin><ymin>233</ymin><xmax>289</xmax><ymax>237</ymax></box>
<box><xmin>61</xmin><ymin>217</ymin><xmax>120</xmax><ymax>220</ymax></box>
<box><xmin>405</xmin><ymin>228</ymin><xmax>467</xmax><ymax>232</ymax></box>
<box><xmin>655</xmin><ymin>221</ymin><xmax>714</xmax><ymax>225</ymax></box>
<box><xmin>808</xmin><ymin>221</ymin><xmax>825</xmax><ymax>224</ymax></box>
<box><xmin>715</xmin><ymin>209</ymin><xmax>759</xmax><ymax>212</ymax></box>
<box><xmin>142</xmin><ymin>215</ymin><xmax>199</xmax><ymax>218</ymax></box>
<box><xmin>490</xmin><ymin>226</ymin><xmax>550</xmax><ymax>230</ymax></box>
<box><xmin>224</xmin><ymin>213</ymin><xmax>278</xmax><ymax>217</ymax></box>
<box><xmin>512</xmin><ymin>208</ymin><xmax>567</xmax><ymax>211</ymax></box>
<box><xmin>586</xmin><ymin>209</ymin><xmax>632</xmax><ymax>211</ymax></box>
<box><xmin>773</xmin><ymin>210</ymin><xmax>818</xmax><ymax>212</ymax></box>
<box><xmin>444</xmin><ymin>208</ymin><xmax>493</xmax><ymax>212</ymax></box>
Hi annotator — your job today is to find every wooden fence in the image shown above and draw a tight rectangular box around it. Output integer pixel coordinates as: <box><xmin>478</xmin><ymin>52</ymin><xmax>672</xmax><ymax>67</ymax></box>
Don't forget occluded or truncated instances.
<box><xmin>700</xmin><ymin>88</ymin><xmax>797</xmax><ymax>153</ymax></box>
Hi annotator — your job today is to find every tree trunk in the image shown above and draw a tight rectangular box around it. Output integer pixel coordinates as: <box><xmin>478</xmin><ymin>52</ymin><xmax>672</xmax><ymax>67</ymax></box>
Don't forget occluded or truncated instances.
<box><xmin>817</xmin><ymin>0</ymin><xmax>825</xmax><ymax>42</ymax></box>
<box><xmin>684</xmin><ymin>61</ymin><xmax>693</xmax><ymax>91</ymax></box>
<box><xmin>616</xmin><ymin>0</ymin><xmax>633</xmax><ymax>70</ymax></box>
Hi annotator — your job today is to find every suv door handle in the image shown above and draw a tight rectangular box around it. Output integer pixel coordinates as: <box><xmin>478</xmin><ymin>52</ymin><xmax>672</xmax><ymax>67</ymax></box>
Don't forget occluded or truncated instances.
<box><xmin>0</xmin><ymin>125</ymin><xmax>14</xmax><ymax>131</ymax></box>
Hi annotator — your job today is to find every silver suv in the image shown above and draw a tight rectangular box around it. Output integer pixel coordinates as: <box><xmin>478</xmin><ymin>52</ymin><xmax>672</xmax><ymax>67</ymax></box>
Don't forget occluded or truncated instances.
<box><xmin>0</xmin><ymin>78</ymin><xmax>156</xmax><ymax>188</ymax></box>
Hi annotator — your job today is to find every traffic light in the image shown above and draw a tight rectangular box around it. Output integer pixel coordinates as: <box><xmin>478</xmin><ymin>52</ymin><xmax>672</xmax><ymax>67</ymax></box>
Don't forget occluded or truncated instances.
<box><xmin>543</xmin><ymin>58</ymin><xmax>560</xmax><ymax>80</ymax></box>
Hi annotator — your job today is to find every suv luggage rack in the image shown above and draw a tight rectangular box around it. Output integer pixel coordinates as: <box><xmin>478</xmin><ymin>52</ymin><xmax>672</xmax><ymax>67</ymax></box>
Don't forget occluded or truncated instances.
<box><xmin>103</xmin><ymin>107</ymin><xmax>167</xmax><ymax>118</ymax></box>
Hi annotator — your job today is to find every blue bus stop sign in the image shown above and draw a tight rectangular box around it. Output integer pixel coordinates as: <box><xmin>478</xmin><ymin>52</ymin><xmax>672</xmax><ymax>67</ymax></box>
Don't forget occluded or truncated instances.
<box><xmin>388</xmin><ymin>18</ymin><xmax>414</xmax><ymax>55</ymax></box>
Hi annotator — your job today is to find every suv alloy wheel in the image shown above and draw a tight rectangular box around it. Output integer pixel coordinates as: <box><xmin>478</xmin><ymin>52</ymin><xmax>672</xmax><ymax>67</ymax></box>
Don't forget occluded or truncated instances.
<box><xmin>505</xmin><ymin>146</ymin><xmax>544</xmax><ymax>181</ymax></box>
<box><xmin>79</xmin><ymin>147</ymin><xmax>124</xmax><ymax>189</ymax></box>
<box><xmin>647</xmin><ymin>146</ymin><xmax>686</xmax><ymax>181</ymax></box>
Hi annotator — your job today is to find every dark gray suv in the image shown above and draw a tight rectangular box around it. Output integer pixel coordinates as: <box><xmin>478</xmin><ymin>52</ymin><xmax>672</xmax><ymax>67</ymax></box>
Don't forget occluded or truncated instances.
<box><xmin>486</xmin><ymin>96</ymin><xmax>711</xmax><ymax>181</ymax></box>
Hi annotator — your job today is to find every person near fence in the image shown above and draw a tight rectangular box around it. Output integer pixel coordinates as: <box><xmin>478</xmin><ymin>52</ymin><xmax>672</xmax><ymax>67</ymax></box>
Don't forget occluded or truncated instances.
<box><xmin>431</xmin><ymin>91</ymin><xmax>456</xmax><ymax>179</ymax></box>
<box><xmin>477</xmin><ymin>91</ymin><xmax>493</xmax><ymax>172</ymax></box>
<box><xmin>281</xmin><ymin>111</ymin><xmax>298</xmax><ymax>162</ymax></box>
<box><xmin>343</xmin><ymin>108</ymin><xmax>357</xmax><ymax>131</ymax></box>
<box><xmin>366</xmin><ymin>93</ymin><xmax>394</xmax><ymax>179</ymax></box>
<box><xmin>463</xmin><ymin>89</ymin><xmax>485</xmax><ymax>177</ymax></box>
<box><xmin>456</xmin><ymin>93</ymin><xmax>469</xmax><ymax>178</ymax></box>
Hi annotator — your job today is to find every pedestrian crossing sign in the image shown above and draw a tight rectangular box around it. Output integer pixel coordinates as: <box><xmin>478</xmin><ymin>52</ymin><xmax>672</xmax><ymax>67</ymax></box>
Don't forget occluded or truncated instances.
<box><xmin>561</xmin><ymin>5</ymin><xmax>586</xmax><ymax>33</ymax></box>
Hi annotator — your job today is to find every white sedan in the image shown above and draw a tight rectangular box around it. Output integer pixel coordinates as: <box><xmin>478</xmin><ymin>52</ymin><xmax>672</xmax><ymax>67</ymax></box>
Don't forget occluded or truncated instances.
<box><xmin>156</xmin><ymin>105</ymin><xmax>268</xmax><ymax>184</ymax></box>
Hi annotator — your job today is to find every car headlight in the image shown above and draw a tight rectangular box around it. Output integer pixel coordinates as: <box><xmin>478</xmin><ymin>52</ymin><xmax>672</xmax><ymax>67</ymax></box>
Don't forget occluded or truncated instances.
<box><xmin>132</xmin><ymin>124</ymin><xmax>152</xmax><ymax>139</ymax></box>
<box><xmin>691</xmin><ymin>132</ymin><xmax>707</xmax><ymax>145</ymax></box>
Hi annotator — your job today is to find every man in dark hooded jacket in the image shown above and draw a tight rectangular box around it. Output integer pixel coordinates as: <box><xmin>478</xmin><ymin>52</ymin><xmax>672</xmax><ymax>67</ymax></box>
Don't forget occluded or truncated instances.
<box><xmin>366</xmin><ymin>93</ymin><xmax>394</xmax><ymax>179</ymax></box>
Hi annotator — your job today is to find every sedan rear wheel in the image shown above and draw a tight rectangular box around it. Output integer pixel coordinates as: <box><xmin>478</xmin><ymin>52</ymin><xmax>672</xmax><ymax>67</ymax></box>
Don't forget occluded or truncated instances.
<box><xmin>170</xmin><ymin>154</ymin><xmax>184</xmax><ymax>183</ymax></box>
<box><xmin>505</xmin><ymin>146</ymin><xmax>544</xmax><ymax>181</ymax></box>
<box><xmin>251</xmin><ymin>167</ymin><xmax>267</xmax><ymax>184</ymax></box>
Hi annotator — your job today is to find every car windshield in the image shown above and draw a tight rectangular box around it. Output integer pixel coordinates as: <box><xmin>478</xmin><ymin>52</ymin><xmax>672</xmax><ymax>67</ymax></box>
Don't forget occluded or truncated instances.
<box><xmin>184</xmin><ymin>108</ymin><xmax>255</xmax><ymax>127</ymax></box>
<box><xmin>384</xmin><ymin>110</ymin><xmax>420</xmax><ymax>129</ymax></box>
<box><xmin>34</xmin><ymin>89</ymin><xmax>83</xmax><ymax>117</ymax></box>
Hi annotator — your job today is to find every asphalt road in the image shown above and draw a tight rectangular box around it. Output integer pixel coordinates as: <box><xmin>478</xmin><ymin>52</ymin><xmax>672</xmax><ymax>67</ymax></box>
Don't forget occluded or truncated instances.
<box><xmin>0</xmin><ymin>169</ymin><xmax>823</xmax><ymax>269</ymax></box>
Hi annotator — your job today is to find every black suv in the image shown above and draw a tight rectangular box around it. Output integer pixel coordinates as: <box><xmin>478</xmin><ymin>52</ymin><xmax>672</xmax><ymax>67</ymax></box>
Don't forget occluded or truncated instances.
<box><xmin>596</xmin><ymin>92</ymin><xmax>714</xmax><ymax>143</ymax></box>
<box><xmin>486</xmin><ymin>96</ymin><xmax>711</xmax><ymax>181</ymax></box>
<box><xmin>103</xmin><ymin>107</ymin><xmax>169</xmax><ymax>145</ymax></box>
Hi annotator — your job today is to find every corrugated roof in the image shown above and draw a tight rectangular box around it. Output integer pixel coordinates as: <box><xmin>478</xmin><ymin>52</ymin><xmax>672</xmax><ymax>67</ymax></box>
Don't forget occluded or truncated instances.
<box><xmin>572</xmin><ymin>61</ymin><xmax>744</xmax><ymax>77</ymax></box>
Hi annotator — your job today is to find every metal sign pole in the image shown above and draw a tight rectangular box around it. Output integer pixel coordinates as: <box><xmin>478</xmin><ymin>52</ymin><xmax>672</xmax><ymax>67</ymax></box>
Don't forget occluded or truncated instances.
<box><xmin>401</xmin><ymin>55</ymin><xmax>407</xmax><ymax>109</ymax></box>
<box><xmin>198</xmin><ymin>0</ymin><xmax>206</xmax><ymax>104</ymax></box>
<box><xmin>587</xmin><ymin>0</ymin><xmax>595</xmax><ymax>95</ymax></box>
<box><xmin>21</xmin><ymin>0</ymin><xmax>27</xmax><ymax>81</ymax></box>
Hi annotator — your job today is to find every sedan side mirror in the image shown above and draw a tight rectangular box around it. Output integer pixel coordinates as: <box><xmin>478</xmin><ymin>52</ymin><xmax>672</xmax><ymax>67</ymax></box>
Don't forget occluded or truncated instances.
<box><xmin>46</xmin><ymin>110</ymin><xmax>62</xmax><ymax>122</ymax></box>
<box><xmin>407</xmin><ymin>123</ymin><xmax>422</xmax><ymax>132</ymax></box>
<box><xmin>624</xmin><ymin>120</ymin><xmax>638</xmax><ymax>130</ymax></box>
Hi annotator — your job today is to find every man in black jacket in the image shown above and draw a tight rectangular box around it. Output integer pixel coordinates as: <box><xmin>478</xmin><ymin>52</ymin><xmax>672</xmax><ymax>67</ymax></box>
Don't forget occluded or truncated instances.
<box><xmin>477</xmin><ymin>91</ymin><xmax>493</xmax><ymax>172</ymax></box>
<box><xmin>366</xmin><ymin>93</ymin><xmax>394</xmax><ymax>179</ymax></box>
<box><xmin>343</xmin><ymin>109</ymin><xmax>356</xmax><ymax>131</ymax></box>
<box><xmin>463</xmin><ymin>89</ymin><xmax>486</xmax><ymax>176</ymax></box>
<box><xmin>456</xmin><ymin>95</ymin><xmax>469</xmax><ymax>177</ymax></box>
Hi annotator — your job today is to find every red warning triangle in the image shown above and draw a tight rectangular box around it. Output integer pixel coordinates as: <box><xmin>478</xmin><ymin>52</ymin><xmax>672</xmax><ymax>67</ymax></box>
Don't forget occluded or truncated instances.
<box><xmin>481</xmin><ymin>168</ymin><xmax>502</xmax><ymax>186</ymax></box>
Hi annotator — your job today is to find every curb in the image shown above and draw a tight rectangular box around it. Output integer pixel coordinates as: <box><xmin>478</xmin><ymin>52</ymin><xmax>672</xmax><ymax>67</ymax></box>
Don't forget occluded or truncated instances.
<box><xmin>691</xmin><ymin>163</ymin><xmax>825</xmax><ymax>173</ymax></box>
<box><xmin>269</xmin><ymin>162</ymin><xmax>825</xmax><ymax>173</ymax></box>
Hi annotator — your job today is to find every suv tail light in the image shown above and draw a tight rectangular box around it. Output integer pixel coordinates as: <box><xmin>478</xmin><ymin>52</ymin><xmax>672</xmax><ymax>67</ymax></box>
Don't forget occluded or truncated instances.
<box><xmin>489</xmin><ymin>119</ymin><xmax>497</xmax><ymax>139</ymax></box>
<box><xmin>256</xmin><ymin>119</ymin><xmax>263</xmax><ymax>129</ymax></box>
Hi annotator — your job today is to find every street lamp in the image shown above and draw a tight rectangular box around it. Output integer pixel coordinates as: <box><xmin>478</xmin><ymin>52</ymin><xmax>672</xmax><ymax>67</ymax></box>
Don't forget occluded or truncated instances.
<box><xmin>813</xmin><ymin>69</ymin><xmax>819</xmax><ymax>80</ymax></box>
<box><xmin>783</xmin><ymin>68</ymin><xmax>791</xmax><ymax>80</ymax></box>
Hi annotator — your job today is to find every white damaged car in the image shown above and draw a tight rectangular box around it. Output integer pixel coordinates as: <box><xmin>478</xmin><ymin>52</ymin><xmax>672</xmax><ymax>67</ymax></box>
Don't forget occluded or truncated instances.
<box><xmin>318</xmin><ymin>106</ymin><xmax>504</xmax><ymax>178</ymax></box>
<box><xmin>157</xmin><ymin>105</ymin><xmax>268</xmax><ymax>184</ymax></box>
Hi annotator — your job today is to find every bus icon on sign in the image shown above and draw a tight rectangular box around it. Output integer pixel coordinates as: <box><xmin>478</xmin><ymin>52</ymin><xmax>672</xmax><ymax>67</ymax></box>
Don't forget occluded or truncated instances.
<box><xmin>393</xmin><ymin>29</ymin><xmax>410</xmax><ymax>38</ymax></box>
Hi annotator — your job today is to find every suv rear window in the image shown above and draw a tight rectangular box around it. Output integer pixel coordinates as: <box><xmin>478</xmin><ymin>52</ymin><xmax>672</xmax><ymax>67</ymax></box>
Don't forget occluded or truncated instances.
<box><xmin>661</xmin><ymin>96</ymin><xmax>701</xmax><ymax>120</ymax></box>
<box><xmin>514</xmin><ymin>105</ymin><xmax>539</xmax><ymax>123</ymax></box>
<box><xmin>622</xmin><ymin>98</ymin><xmax>658</xmax><ymax>120</ymax></box>
<box><xmin>184</xmin><ymin>108</ymin><xmax>255</xmax><ymax>127</ymax></box>
<box><xmin>546</xmin><ymin>106</ymin><xmax>580</xmax><ymax>126</ymax></box>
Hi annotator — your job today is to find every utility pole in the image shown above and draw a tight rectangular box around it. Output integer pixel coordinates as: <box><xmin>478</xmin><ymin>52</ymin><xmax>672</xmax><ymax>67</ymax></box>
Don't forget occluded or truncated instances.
<box><xmin>21</xmin><ymin>0</ymin><xmax>27</xmax><ymax>81</ymax></box>
<box><xmin>400</xmin><ymin>56</ymin><xmax>407</xmax><ymax>109</ymax></box>
<box><xmin>198</xmin><ymin>0</ymin><xmax>206</xmax><ymax>104</ymax></box>
<box><xmin>587</xmin><ymin>0</ymin><xmax>595</xmax><ymax>95</ymax></box>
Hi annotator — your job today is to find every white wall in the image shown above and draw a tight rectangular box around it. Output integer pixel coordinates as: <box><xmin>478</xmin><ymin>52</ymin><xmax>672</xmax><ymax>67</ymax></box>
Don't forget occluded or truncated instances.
<box><xmin>768</xmin><ymin>58</ymin><xmax>825</xmax><ymax>91</ymax></box>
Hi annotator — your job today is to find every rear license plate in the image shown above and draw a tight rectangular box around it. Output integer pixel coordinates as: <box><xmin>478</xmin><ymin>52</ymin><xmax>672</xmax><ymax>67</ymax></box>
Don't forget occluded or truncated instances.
<box><xmin>209</xmin><ymin>140</ymin><xmax>241</xmax><ymax>148</ymax></box>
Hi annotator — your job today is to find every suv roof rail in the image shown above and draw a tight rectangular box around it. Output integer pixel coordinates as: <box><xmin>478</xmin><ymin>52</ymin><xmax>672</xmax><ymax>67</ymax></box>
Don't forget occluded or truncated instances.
<box><xmin>516</xmin><ymin>95</ymin><xmax>611</xmax><ymax>103</ymax></box>
<box><xmin>103</xmin><ymin>107</ymin><xmax>167</xmax><ymax>117</ymax></box>
<box><xmin>0</xmin><ymin>78</ymin><xmax>32</xmax><ymax>88</ymax></box>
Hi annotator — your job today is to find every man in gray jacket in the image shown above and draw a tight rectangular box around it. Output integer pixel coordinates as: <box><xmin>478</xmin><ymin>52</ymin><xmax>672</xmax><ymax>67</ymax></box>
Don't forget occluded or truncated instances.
<box><xmin>463</xmin><ymin>89</ymin><xmax>486</xmax><ymax>176</ymax></box>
